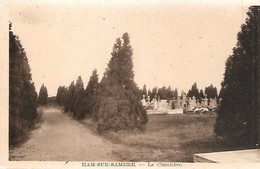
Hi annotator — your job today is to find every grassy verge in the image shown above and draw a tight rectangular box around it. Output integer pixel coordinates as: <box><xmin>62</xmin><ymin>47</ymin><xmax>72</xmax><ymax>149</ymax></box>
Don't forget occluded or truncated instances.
<box><xmin>82</xmin><ymin>113</ymin><xmax>249</xmax><ymax>162</ymax></box>
<box><xmin>82</xmin><ymin>114</ymin><xmax>214</xmax><ymax>161</ymax></box>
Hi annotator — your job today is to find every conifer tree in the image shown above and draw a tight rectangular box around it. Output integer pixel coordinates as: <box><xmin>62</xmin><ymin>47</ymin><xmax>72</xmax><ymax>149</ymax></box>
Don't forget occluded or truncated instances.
<box><xmin>75</xmin><ymin>69</ymin><xmax>100</xmax><ymax>120</ymax></box>
<box><xmin>73</xmin><ymin>76</ymin><xmax>84</xmax><ymax>119</ymax></box>
<box><xmin>9</xmin><ymin>22</ymin><xmax>38</xmax><ymax>146</ymax></box>
<box><xmin>199</xmin><ymin>89</ymin><xmax>204</xmax><ymax>102</ymax></box>
<box><xmin>174</xmin><ymin>88</ymin><xmax>178</xmax><ymax>99</ymax></box>
<box><xmin>204</xmin><ymin>84</ymin><xmax>218</xmax><ymax>99</ymax></box>
<box><xmin>85</xmin><ymin>69</ymin><xmax>99</xmax><ymax>116</ymax></box>
<box><xmin>38</xmin><ymin>84</ymin><xmax>48</xmax><ymax>105</ymax></box>
<box><xmin>187</xmin><ymin>82</ymin><xmax>200</xmax><ymax>99</ymax></box>
<box><xmin>142</xmin><ymin>84</ymin><xmax>147</xmax><ymax>98</ymax></box>
<box><xmin>95</xmin><ymin>33</ymin><xmax>148</xmax><ymax>131</ymax></box>
<box><xmin>148</xmin><ymin>89</ymin><xmax>152</xmax><ymax>99</ymax></box>
<box><xmin>56</xmin><ymin>86</ymin><xmax>66</xmax><ymax>106</ymax></box>
<box><xmin>151</xmin><ymin>87</ymin><xmax>158</xmax><ymax>101</ymax></box>
<box><xmin>166</xmin><ymin>86</ymin><xmax>173</xmax><ymax>99</ymax></box>
<box><xmin>215</xmin><ymin>6</ymin><xmax>260</xmax><ymax>147</ymax></box>
<box><xmin>64</xmin><ymin>81</ymin><xmax>75</xmax><ymax>112</ymax></box>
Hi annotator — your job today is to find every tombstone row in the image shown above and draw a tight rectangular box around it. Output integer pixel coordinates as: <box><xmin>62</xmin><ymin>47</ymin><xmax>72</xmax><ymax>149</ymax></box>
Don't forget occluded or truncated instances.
<box><xmin>141</xmin><ymin>93</ymin><xmax>221</xmax><ymax>111</ymax></box>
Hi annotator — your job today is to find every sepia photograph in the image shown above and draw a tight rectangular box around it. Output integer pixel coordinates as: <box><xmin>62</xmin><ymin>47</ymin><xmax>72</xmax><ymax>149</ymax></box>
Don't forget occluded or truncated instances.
<box><xmin>1</xmin><ymin>0</ymin><xmax>260</xmax><ymax>168</ymax></box>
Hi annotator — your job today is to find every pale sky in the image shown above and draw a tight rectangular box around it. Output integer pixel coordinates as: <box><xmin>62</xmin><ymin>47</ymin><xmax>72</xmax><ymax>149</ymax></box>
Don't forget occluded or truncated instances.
<box><xmin>9</xmin><ymin>0</ymin><xmax>250</xmax><ymax>96</ymax></box>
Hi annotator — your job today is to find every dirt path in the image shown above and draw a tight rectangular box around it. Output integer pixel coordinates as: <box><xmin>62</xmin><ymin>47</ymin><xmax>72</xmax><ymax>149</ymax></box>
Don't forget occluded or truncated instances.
<box><xmin>9</xmin><ymin>107</ymin><xmax>117</xmax><ymax>161</ymax></box>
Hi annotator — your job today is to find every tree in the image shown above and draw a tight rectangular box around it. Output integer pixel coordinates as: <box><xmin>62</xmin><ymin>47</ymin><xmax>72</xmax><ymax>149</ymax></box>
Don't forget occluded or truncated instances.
<box><xmin>206</xmin><ymin>85</ymin><xmax>215</xmax><ymax>98</ymax></box>
<box><xmin>150</xmin><ymin>87</ymin><xmax>158</xmax><ymax>101</ymax></box>
<box><xmin>173</xmin><ymin>88</ymin><xmax>178</xmax><ymax>99</ymax></box>
<box><xmin>166</xmin><ymin>86</ymin><xmax>173</xmax><ymax>99</ymax></box>
<box><xmin>158</xmin><ymin>86</ymin><xmax>168</xmax><ymax>100</ymax></box>
<box><xmin>148</xmin><ymin>89</ymin><xmax>152</xmax><ymax>99</ymax></box>
<box><xmin>82</xmin><ymin>69</ymin><xmax>99</xmax><ymax>119</ymax></box>
<box><xmin>187</xmin><ymin>82</ymin><xmax>200</xmax><ymax>99</ymax></box>
<box><xmin>9</xmin><ymin>22</ymin><xmax>38</xmax><ymax>146</ymax></box>
<box><xmin>204</xmin><ymin>84</ymin><xmax>218</xmax><ymax>99</ymax></box>
<box><xmin>38</xmin><ymin>84</ymin><xmax>48</xmax><ymax>105</ymax></box>
<box><xmin>95</xmin><ymin>33</ymin><xmax>148</xmax><ymax>131</ymax></box>
<box><xmin>64</xmin><ymin>81</ymin><xmax>75</xmax><ymax>112</ymax></box>
<box><xmin>215</xmin><ymin>6</ymin><xmax>260</xmax><ymax>147</ymax></box>
<box><xmin>199</xmin><ymin>89</ymin><xmax>204</xmax><ymax>102</ymax></box>
<box><xmin>73</xmin><ymin>76</ymin><xmax>85</xmax><ymax>119</ymax></box>
<box><xmin>56</xmin><ymin>86</ymin><xmax>67</xmax><ymax>106</ymax></box>
<box><xmin>141</xmin><ymin>84</ymin><xmax>147</xmax><ymax>98</ymax></box>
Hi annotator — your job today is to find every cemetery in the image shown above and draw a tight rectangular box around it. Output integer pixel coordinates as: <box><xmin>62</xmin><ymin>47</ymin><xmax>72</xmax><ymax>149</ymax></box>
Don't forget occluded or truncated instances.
<box><xmin>8</xmin><ymin>4</ymin><xmax>260</xmax><ymax>164</ymax></box>
<box><xmin>141</xmin><ymin>93</ymin><xmax>219</xmax><ymax>115</ymax></box>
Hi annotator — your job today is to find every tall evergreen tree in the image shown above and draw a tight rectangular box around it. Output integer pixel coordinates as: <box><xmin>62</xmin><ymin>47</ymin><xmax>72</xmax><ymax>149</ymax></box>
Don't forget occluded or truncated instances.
<box><xmin>151</xmin><ymin>87</ymin><xmax>158</xmax><ymax>101</ymax></box>
<box><xmin>158</xmin><ymin>86</ymin><xmax>168</xmax><ymax>100</ymax></box>
<box><xmin>199</xmin><ymin>89</ymin><xmax>204</xmax><ymax>98</ymax></box>
<box><xmin>173</xmin><ymin>88</ymin><xmax>178</xmax><ymax>99</ymax></box>
<box><xmin>95</xmin><ymin>33</ymin><xmax>148</xmax><ymax>131</ymax></box>
<box><xmin>9</xmin><ymin>22</ymin><xmax>38</xmax><ymax>146</ymax></box>
<box><xmin>38</xmin><ymin>84</ymin><xmax>48</xmax><ymax>105</ymax></box>
<box><xmin>73</xmin><ymin>76</ymin><xmax>84</xmax><ymax>119</ymax></box>
<box><xmin>166</xmin><ymin>86</ymin><xmax>173</xmax><ymax>99</ymax></box>
<box><xmin>148</xmin><ymin>89</ymin><xmax>152</xmax><ymax>99</ymax></box>
<box><xmin>142</xmin><ymin>84</ymin><xmax>147</xmax><ymax>98</ymax></box>
<box><xmin>64</xmin><ymin>81</ymin><xmax>75</xmax><ymax>112</ymax></box>
<box><xmin>187</xmin><ymin>82</ymin><xmax>200</xmax><ymax>99</ymax></box>
<box><xmin>83</xmin><ymin>69</ymin><xmax>99</xmax><ymax>119</ymax></box>
<box><xmin>215</xmin><ymin>6</ymin><xmax>260</xmax><ymax>147</ymax></box>
<box><xmin>56</xmin><ymin>86</ymin><xmax>67</xmax><ymax>106</ymax></box>
<box><xmin>199</xmin><ymin>89</ymin><xmax>204</xmax><ymax>102</ymax></box>
<box><xmin>204</xmin><ymin>84</ymin><xmax>218</xmax><ymax>99</ymax></box>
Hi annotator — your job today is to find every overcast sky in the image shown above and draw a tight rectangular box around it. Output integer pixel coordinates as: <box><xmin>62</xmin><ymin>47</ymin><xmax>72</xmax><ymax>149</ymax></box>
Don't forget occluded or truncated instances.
<box><xmin>9</xmin><ymin>0</ymin><xmax>250</xmax><ymax>96</ymax></box>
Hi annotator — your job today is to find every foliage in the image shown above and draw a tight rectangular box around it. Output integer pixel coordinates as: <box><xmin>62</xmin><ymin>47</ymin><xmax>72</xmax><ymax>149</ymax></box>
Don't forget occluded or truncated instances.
<box><xmin>199</xmin><ymin>89</ymin><xmax>204</xmax><ymax>102</ymax></box>
<box><xmin>215</xmin><ymin>6</ymin><xmax>259</xmax><ymax>147</ymax></box>
<box><xmin>95</xmin><ymin>33</ymin><xmax>148</xmax><ymax>132</ymax></box>
<box><xmin>56</xmin><ymin>72</ymin><xmax>99</xmax><ymax>120</ymax></box>
<box><xmin>145</xmin><ymin>86</ymin><xmax>178</xmax><ymax>101</ymax></box>
<box><xmin>38</xmin><ymin>84</ymin><xmax>48</xmax><ymax>105</ymax></box>
<box><xmin>77</xmin><ymin>69</ymin><xmax>100</xmax><ymax>120</ymax></box>
<box><xmin>205</xmin><ymin>84</ymin><xmax>218</xmax><ymax>99</ymax></box>
<box><xmin>141</xmin><ymin>84</ymin><xmax>147</xmax><ymax>98</ymax></box>
<box><xmin>64</xmin><ymin>81</ymin><xmax>76</xmax><ymax>112</ymax></box>
<box><xmin>187</xmin><ymin>82</ymin><xmax>200</xmax><ymax>99</ymax></box>
<box><xmin>173</xmin><ymin>88</ymin><xmax>178</xmax><ymax>99</ymax></box>
<box><xmin>157</xmin><ymin>86</ymin><xmax>167</xmax><ymax>100</ymax></box>
<box><xmin>9</xmin><ymin>22</ymin><xmax>38</xmax><ymax>146</ymax></box>
<box><xmin>150</xmin><ymin>87</ymin><xmax>158</xmax><ymax>101</ymax></box>
<box><xmin>56</xmin><ymin>86</ymin><xmax>67</xmax><ymax>106</ymax></box>
<box><xmin>72</xmin><ymin>76</ymin><xmax>85</xmax><ymax>119</ymax></box>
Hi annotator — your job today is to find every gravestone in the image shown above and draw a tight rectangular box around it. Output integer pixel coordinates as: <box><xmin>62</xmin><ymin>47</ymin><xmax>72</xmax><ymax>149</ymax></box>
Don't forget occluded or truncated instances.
<box><xmin>209</xmin><ymin>98</ymin><xmax>213</xmax><ymax>109</ymax></box>
<box><xmin>196</xmin><ymin>99</ymin><xmax>201</xmax><ymax>108</ymax></box>
<box><xmin>147</xmin><ymin>95</ymin><xmax>150</xmax><ymax>102</ymax></box>
<box><xmin>188</xmin><ymin>97</ymin><xmax>193</xmax><ymax>111</ymax></box>
<box><xmin>153</xmin><ymin>98</ymin><xmax>158</xmax><ymax>110</ymax></box>
<box><xmin>181</xmin><ymin>93</ymin><xmax>187</xmax><ymax>108</ymax></box>
<box><xmin>191</xmin><ymin>96</ymin><xmax>196</xmax><ymax>108</ymax></box>
<box><xmin>203</xmin><ymin>97</ymin><xmax>208</xmax><ymax>108</ymax></box>
<box><xmin>159</xmin><ymin>100</ymin><xmax>169</xmax><ymax>110</ymax></box>
<box><xmin>141</xmin><ymin>95</ymin><xmax>146</xmax><ymax>107</ymax></box>
<box><xmin>168</xmin><ymin>100</ymin><xmax>174</xmax><ymax>109</ymax></box>
<box><xmin>146</xmin><ymin>95</ymin><xmax>151</xmax><ymax>108</ymax></box>
<box><xmin>177</xmin><ymin>96</ymin><xmax>181</xmax><ymax>108</ymax></box>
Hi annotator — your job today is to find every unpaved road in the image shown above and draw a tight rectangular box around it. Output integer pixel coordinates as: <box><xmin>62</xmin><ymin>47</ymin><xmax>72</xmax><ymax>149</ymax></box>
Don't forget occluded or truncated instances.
<box><xmin>9</xmin><ymin>107</ymin><xmax>117</xmax><ymax>161</ymax></box>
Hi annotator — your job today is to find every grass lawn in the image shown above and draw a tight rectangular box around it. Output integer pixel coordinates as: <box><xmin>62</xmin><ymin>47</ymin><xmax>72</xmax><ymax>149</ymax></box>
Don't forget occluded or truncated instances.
<box><xmin>82</xmin><ymin>113</ymin><xmax>247</xmax><ymax>162</ymax></box>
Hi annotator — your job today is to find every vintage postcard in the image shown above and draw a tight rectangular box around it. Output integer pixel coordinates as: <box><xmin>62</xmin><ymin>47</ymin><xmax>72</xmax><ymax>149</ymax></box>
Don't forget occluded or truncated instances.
<box><xmin>1</xmin><ymin>0</ymin><xmax>260</xmax><ymax>169</ymax></box>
